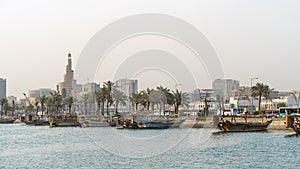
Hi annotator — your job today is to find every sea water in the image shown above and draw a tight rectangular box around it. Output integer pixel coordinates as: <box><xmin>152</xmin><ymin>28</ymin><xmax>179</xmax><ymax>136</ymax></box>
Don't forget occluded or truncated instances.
<box><xmin>0</xmin><ymin>124</ymin><xmax>299</xmax><ymax>169</ymax></box>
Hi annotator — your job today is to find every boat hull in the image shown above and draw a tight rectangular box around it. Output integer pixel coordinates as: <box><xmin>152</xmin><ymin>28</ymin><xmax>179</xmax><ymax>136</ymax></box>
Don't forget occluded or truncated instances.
<box><xmin>123</xmin><ymin>120</ymin><xmax>184</xmax><ymax>129</ymax></box>
<box><xmin>218</xmin><ymin>120</ymin><xmax>272</xmax><ymax>132</ymax></box>
<box><xmin>25</xmin><ymin>119</ymin><xmax>49</xmax><ymax>126</ymax></box>
<box><xmin>0</xmin><ymin>118</ymin><xmax>15</xmax><ymax>124</ymax></box>
<box><xmin>80</xmin><ymin>120</ymin><xmax>110</xmax><ymax>127</ymax></box>
<box><xmin>52</xmin><ymin>122</ymin><xmax>80</xmax><ymax>127</ymax></box>
<box><xmin>34</xmin><ymin>119</ymin><xmax>50</xmax><ymax>126</ymax></box>
<box><xmin>50</xmin><ymin>114</ymin><xmax>80</xmax><ymax>127</ymax></box>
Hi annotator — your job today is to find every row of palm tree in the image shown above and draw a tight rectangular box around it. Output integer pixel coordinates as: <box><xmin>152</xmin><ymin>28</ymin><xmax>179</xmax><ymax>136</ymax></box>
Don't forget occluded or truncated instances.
<box><xmin>92</xmin><ymin>81</ymin><xmax>190</xmax><ymax>116</ymax></box>
<box><xmin>128</xmin><ymin>86</ymin><xmax>190</xmax><ymax>115</ymax></box>
<box><xmin>23</xmin><ymin>91</ymin><xmax>74</xmax><ymax>118</ymax></box>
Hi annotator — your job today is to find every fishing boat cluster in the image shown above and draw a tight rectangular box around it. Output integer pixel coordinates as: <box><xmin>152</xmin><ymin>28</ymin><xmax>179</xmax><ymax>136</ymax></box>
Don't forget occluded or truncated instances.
<box><xmin>0</xmin><ymin>114</ymin><xmax>299</xmax><ymax>136</ymax></box>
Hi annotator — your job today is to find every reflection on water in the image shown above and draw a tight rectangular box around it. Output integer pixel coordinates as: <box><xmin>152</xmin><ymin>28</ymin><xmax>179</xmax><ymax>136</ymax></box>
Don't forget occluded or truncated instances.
<box><xmin>0</xmin><ymin>124</ymin><xmax>299</xmax><ymax>168</ymax></box>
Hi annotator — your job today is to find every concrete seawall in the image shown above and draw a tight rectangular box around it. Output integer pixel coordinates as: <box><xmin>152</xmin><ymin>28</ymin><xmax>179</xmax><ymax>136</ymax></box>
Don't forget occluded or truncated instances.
<box><xmin>179</xmin><ymin>117</ymin><xmax>294</xmax><ymax>132</ymax></box>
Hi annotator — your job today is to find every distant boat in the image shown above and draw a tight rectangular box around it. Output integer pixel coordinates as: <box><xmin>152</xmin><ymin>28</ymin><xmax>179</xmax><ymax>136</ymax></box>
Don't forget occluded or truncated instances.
<box><xmin>0</xmin><ymin>117</ymin><xmax>16</xmax><ymax>124</ymax></box>
<box><xmin>24</xmin><ymin>120</ymin><xmax>34</xmax><ymax>125</ymax></box>
<box><xmin>123</xmin><ymin>119</ymin><xmax>185</xmax><ymax>129</ymax></box>
<box><xmin>218</xmin><ymin>119</ymin><xmax>272</xmax><ymax>132</ymax></box>
<box><xmin>49</xmin><ymin>114</ymin><xmax>80</xmax><ymax>127</ymax></box>
<box><xmin>80</xmin><ymin>120</ymin><xmax>110</xmax><ymax>128</ymax></box>
<box><xmin>34</xmin><ymin>119</ymin><xmax>50</xmax><ymax>126</ymax></box>
<box><xmin>25</xmin><ymin>119</ymin><xmax>49</xmax><ymax>126</ymax></box>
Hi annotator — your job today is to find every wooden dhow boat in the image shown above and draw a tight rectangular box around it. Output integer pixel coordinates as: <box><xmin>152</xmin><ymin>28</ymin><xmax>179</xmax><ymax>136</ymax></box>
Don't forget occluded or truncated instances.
<box><xmin>49</xmin><ymin>114</ymin><xmax>80</xmax><ymax>127</ymax></box>
<box><xmin>122</xmin><ymin>119</ymin><xmax>185</xmax><ymax>129</ymax></box>
<box><xmin>218</xmin><ymin>116</ymin><xmax>272</xmax><ymax>132</ymax></box>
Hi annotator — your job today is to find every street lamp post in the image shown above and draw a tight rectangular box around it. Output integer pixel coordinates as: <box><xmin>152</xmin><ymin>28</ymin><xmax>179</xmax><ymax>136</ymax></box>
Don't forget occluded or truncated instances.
<box><xmin>250</xmin><ymin>77</ymin><xmax>259</xmax><ymax>112</ymax></box>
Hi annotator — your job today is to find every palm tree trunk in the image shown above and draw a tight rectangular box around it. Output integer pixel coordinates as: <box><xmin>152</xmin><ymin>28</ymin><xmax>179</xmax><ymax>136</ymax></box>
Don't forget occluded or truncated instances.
<box><xmin>258</xmin><ymin>94</ymin><xmax>262</xmax><ymax>111</ymax></box>
<box><xmin>106</xmin><ymin>102</ymin><xmax>109</xmax><ymax>116</ymax></box>
<box><xmin>97</xmin><ymin>102</ymin><xmax>100</xmax><ymax>113</ymax></box>
<box><xmin>69</xmin><ymin>105</ymin><xmax>71</xmax><ymax>114</ymax></box>
<box><xmin>41</xmin><ymin>104</ymin><xmax>44</xmax><ymax>118</ymax></box>
<box><xmin>135</xmin><ymin>103</ymin><xmax>138</xmax><ymax>112</ymax></box>
<box><xmin>101</xmin><ymin>102</ymin><xmax>105</xmax><ymax>116</ymax></box>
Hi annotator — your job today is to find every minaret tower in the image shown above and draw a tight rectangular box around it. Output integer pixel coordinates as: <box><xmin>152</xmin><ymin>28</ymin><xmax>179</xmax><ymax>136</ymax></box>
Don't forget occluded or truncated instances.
<box><xmin>57</xmin><ymin>52</ymin><xmax>75</xmax><ymax>98</ymax></box>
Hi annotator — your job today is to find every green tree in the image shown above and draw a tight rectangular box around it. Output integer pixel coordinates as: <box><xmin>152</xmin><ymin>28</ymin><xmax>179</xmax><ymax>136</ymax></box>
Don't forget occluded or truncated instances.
<box><xmin>64</xmin><ymin>96</ymin><xmax>74</xmax><ymax>114</ymax></box>
<box><xmin>0</xmin><ymin>98</ymin><xmax>8</xmax><ymax>116</ymax></box>
<box><xmin>95</xmin><ymin>87</ymin><xmax>107</xmax><ymax>116</ymax></box>
<box><xmin>251</xmin><ymin>82</ymin><xmax>272</xmax><ymax>111</ymax></box>
<box><xmin>277</xmin><ymin>102</ymin><xmax>286</xmax><ymax>109</ymax></box>
<box><xmin>129</xmin><ymin>92</ymin><xmax>143</xmax><ymax>112</ymax></box>
<box><xmin>50</xmin><ymin>91</ymin><xmax>63</xmax><ymax>115</ymax></box>
<box><xmin>38</xmin><ymin>95</ymin><xmax>47</xmax><ymax>118</ymax></box>
<box><xmin>140</xmin><ymin>88</ymin><xmax>153</xmax><ymax>111</ymax></box>
<box><xmin>103</xmin><ymin>81</ymin><xmax>114</xmax><ymax>115</ymax></box>
<box><xmin>172</xmin><ymin>89</ymin><xmax>190</xmax><ymax>116</ymax></box>
<box><xmin>112</xmin><ymin>89</ymin><xmax>127</xmax><ymax>116</ymax></box>
<box><xmin>81</xmin><ymin>93</ymin><xmax>90</xmax><ymax>115</ymax></box>
<box><xmin>45</xmin><ymin>96</ymin><xmax>53</xmax><ymax>115</ymax></box>
<box><xmin>156</xmin><ymin>86</ymin><xmax>171</xmax><ymax>115</ymax></box>
<box><xmin>34</xmin><ymin>100</ymin><xmax>39</xmax><ymax>117</ymax></box>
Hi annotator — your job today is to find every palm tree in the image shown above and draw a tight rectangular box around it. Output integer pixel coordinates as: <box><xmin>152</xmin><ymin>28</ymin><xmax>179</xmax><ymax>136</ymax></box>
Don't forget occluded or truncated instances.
<box><xmin>172</xmin><ymin>89</ymin><xmax>190</xmax><ymax>117</ymax></box>
<box><xmin>129</xmin><ymin>92</ymin><xmax>143</xmax><ymax>112</ymax></box>
<box><xmin>12</xmin><ymin>100</ymin><xmax>15</xmax><ymax>116</ymax></box>
<box><xmin>112</xmin><ymin>89</ymin><xmax>127</xmax><ymax>116</ymax></box>
<box><xmin>4</xmin><ymin>103</ymin><xmax>10</xmax><ymax>116</ymax></box>
<box><xmin>34</xmin><ymin>100</ymin><xmax>39</xmax><ymax>117</ymax></box>
<box><xmin>45</xmin><ymin>96</ymin><xmax>53</xmax><ymax>115</ymax></box>
<box><xmin>50</xmin><ymin>91</ymin><xmax>63</xmax><ymax>115</ymax></box>
<box><xmin>141</xmin><ymin>88</ymin><xmax>153</xmax><ymax>111</ymax></box>
<box><xmin>64</xmin><ymin>96</ymin><xmax>74</xmax><ymax>114</ymax></box>
<box><xmin>0</xmin><ymin>98</ymin><xmax>8</xmax><ymax>117</ymax></box>
<box><xmin>156</xmin><ymin>86</ymin><xmax>171</xmax><ymax>115</ymax></box>
<box><xmin>251</xmin><ymin>83</ymin><xmax>272</xmax><ymax>111</ymax></box>
<box><xmin>81</xmin><ymin>93</ymin><xmax>90</xmax><ymax>115</ymax></box>
<box><xmin>95</xmin><ymin>87</ymin><xmax>106</xmax><ymax>116</ymax></box>
<box><xmin>103</xmin><ymin>81</ymin><xmax>114</xmax><ymax>115</ymax></box>
<box><xmin>39</xmin><ymin>95</ymin><xmax>47</xmax><ymax>118</ymax></box>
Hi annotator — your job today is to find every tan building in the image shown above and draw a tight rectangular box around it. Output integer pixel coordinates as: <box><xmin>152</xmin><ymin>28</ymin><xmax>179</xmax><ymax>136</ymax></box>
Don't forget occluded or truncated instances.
<box><xmin>57</xmin><ymin>52</ymin><xmax>76</xmax><ymax>98</ymax></box>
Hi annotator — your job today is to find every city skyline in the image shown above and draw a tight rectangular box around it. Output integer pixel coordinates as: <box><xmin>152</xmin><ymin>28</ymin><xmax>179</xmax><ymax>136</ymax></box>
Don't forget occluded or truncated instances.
<box><xmin>1</xmin><ymin>0</ymin><xmax>300</xmax><ymax>98</ymax></box>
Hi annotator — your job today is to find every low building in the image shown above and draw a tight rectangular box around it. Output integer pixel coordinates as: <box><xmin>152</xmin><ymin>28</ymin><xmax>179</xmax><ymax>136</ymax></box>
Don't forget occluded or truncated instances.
<box><xmin>6</xmin><ymin>96</ymin><xmax>17</xmax><ymax>106</ymax></box>
<box><xmin>28</xmin><ymin>88</ymin><xmax>55</xmax><ymax>99</ymax></box>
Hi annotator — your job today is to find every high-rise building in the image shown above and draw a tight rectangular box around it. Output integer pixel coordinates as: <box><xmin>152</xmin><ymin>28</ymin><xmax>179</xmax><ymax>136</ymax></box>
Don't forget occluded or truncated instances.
<box><xmin>57</xmin><ymin>52</ymin><xmax>76</xmax><ymax>98</ymax></box>
<box><xmin>0</xmin><ymin>78</ymin><xmax>6</xmax><ymax>99</ymax></box>
<box><xmin>115</xmin><ymin>78</ymin><xmax>138</xmax><ymax>97</ymax></box>
<box><xmin>212</xmin><ymin>79</ymin><xmax>240</xmax><ymax>98</ymax></box>
<box><xmin>115</xmin><ymin>78</ymin><xmax>138</xmax><ymax>111</ymax></box>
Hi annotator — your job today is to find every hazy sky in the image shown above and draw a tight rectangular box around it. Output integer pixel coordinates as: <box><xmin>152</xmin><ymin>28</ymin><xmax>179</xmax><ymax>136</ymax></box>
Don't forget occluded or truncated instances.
<box><xmin>0</xmin><ymin>0</ymin><xmax>300</xmax><ymax>99</ymax></box>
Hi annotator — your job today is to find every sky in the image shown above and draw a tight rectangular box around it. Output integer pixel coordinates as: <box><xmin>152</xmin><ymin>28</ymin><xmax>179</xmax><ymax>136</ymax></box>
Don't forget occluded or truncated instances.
<box><xmin>0</xmin><ymin>0</ymin><xmax>300</xmax><ymax>99</ymax></box>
